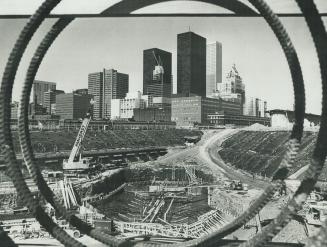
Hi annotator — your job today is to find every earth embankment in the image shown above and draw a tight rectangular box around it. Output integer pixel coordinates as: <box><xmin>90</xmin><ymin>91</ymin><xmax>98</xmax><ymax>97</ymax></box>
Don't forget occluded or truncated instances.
<box><xmin>218</xmin><ymin>130</ymin><xmax>326</xmax><ymax>180</ymax></box>
<box><xmin>10</xmin><ymin>129</ymin><xmax>202</xmax><ymax>154</ymax></box>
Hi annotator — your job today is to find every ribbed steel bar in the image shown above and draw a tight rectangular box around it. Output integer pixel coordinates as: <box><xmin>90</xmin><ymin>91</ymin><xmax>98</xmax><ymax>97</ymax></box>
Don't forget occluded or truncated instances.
<box><xmin>14</xmin><ymin>1</ymin><xmax>269</xmax><ymax>247</ymax></box>
<box><xmin>160</xmin><ymin>0</ymin><xmax>306</xmax><ymax>245</ymax></box>
<box><xmin>294</xmin><ymin>1</ymin><xmax>327</xmax><ymax>246</ymax></box>
<box><xmin>3</xmin><ymin>0</ymin><xmax>322</xmax><ymax>246</ymax></box>
<box><xmin>240</xmin><ymin>0</ymin><xmax>327</xmax><ymax>246</ymax></box>
<box><xmin>18</xmin><ymin>17</ymin><xmax>132</xmax><ymax>247</ymax></box>
<box><xmin>0</xmin><ymin>0</ymin><xmax>87</xmax><ymax>246</ymax></box>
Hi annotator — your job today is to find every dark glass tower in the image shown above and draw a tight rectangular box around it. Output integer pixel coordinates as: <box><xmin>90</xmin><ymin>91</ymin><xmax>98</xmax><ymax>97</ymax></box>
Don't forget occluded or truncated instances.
<box><xmin>143</xmin><ymin>48</ymin><xmax>172</xmax><ymax>97</ymax></box>
<box><xmin>177</xmin><ymin>31</ymin><xmax>206</xmax><ymax>97</ymax></box>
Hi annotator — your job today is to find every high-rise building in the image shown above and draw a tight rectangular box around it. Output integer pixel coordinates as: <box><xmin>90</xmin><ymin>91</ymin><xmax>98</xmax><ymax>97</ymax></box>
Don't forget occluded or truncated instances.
<box><xmin>177</xmin><ymin>31</ymin><xmax>206</xmax><ymax>97</ymax></box>
<box><xmin>88</xmin><ymin>69</ymin><xmax>129</xmax><ymax>120</ymax></box>
<box><xmin>88</xmin><ymin>72</ymin><xmax>103</xmax><ymax>120</ymax></box>
<box><xmin>44</xmin><ymin>89</ymin><xmax>64</xmax><ymax>114</ymax></box>
<box><xmin>206</xmin><ymin>42</ymin><xmax>222</xmax><ymax>97</ymax></box>
<box><xmin>143</xmin><ymin>48</ymin><xmax>172</xmax><ymax>98</ymax></box>
<box><xmin>103</xmin><ymin>69</ymin><xmax>129</xmax><ymax>119</ymax></box>
<box><xmin>56</xmin><ymin>93</ymin><xmax>92</xmax><ymax>120</ymax></box>
<box><xmin>32</xmin><ymin>80</ymin><xmax>56</xmax><ymax>106</ymax></box>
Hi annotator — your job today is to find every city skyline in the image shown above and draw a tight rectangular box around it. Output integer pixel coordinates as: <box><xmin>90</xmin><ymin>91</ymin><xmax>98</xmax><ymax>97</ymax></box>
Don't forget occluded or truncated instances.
<box><xmin>1</xmin><ymin>17</ymin><xmax>326</xmax><ymax>114</ymax></box>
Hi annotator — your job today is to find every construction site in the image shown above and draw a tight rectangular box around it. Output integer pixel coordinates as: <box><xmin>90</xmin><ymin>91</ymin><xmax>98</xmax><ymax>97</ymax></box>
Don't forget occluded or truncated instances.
<box><xmin>1</xmin><ymin>115</ymin><xmax>327</xmax><ymax>245</ymax></box>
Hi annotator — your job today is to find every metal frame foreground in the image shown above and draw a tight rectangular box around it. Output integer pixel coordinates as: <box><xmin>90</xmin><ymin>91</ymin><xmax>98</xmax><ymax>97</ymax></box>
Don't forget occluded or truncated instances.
<box><xmin>0</xmin><ymin>0</ymin><xmax>327</xmax><ymax>246</ymax></box>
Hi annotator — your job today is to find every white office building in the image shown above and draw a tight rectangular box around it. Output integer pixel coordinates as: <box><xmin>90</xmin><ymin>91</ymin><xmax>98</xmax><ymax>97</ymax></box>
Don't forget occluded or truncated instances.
<box><xmin>110</xmin><ymin>91</ymin><xmax>153</xmax><ymax>119</ymax></box>
<box><xmin>206</xmin><ymin>42</ymin><xmax>222</xmax><ymax>98</ymax></box>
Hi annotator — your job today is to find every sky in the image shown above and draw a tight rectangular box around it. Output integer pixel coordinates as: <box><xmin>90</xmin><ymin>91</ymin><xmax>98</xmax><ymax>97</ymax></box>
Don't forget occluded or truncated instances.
<box><xmin>0</xmin><ymin>1</ymin><xmax>327</xmax><ymax>115</ymax></box>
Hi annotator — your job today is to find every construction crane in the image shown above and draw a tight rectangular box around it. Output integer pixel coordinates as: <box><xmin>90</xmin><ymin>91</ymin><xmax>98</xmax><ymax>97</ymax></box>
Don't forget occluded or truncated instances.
<box><xmin>152</xmin><ymin>50</ymin><xmax>164</xmax><ymax>80</ymax></box>
<box><xmin>63</xmin><ymin>100</ymin><xmax>94</xmax><ymax>172</ymax></box>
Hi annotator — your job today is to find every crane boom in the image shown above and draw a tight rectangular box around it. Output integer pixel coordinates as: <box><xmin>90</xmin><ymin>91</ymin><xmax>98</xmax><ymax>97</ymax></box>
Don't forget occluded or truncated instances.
<box><xmin>152</xmin><ymin>50</ymin><xmax>159</xmax><ymax>65</ymax></box>
<box><xmin>64</xmin><ymin>100</ymin><xmax>94</xmax><ymax>170</ymax></box>
<box><xmin>67</xmin><ymin>114</ymin><xmax>91</xmax><ymax>164</ymax></box>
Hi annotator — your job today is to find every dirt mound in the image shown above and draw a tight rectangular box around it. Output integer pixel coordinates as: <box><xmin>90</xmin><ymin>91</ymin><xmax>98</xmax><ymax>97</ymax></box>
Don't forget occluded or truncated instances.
<box><xmin>244</xmin><ymin>123</ymin><xmax>270</xmax><ymax>131</ymax></box>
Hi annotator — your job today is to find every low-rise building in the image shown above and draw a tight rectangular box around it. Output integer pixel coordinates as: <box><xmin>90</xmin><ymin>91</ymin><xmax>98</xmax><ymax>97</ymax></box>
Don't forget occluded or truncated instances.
<box><xmin>44</xmin><ymin>89</ymin><xmax>65</xmax><ymax>114</ymax></box>
<box><xmin>133</xmin><ymin>107</ymin><xmax>171</xmax><ymax>122</ymax></box>
<box><xmin>110</xmin><ymin>91</ymin><xmax>153</xmax><ymax>120</ymax></box>
<box><xmin>208</xmin><ymin>112</ymin><xmax>270</xmax><ymax>126</ymax></box>
<box><xmin>171</xmin><ymin>96</ymin><xmax>241</xmax><ymax>127</ymax></box>
<box><xmin>243</xmin><ymin>97</ymin><xmax>267</xmax><ymax>117</ymax></box>
<box><xmin>56</xmin><ymin>93</ymin><xmax>92</xmax><ymax>120</ymax></box>
<box><xmin>269</xmin><ymin>109</ymin><xmax>320</xmax><ymax>128</ymax></box>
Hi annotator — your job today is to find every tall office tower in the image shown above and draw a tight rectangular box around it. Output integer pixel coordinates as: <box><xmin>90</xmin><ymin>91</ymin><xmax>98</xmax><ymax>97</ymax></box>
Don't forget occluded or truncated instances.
<box><xmin>88</xmin><ymin>72</ymin><xmax>103</xmax><ymax>120</ymax></box>
<box><xmin>88</xmin><ymin>69</ymin><xmax>128</xmax><ymax>120</ymax></box>
<box><xmin>143</xmin><ymin>48</ymin><xmax>172</xmax><ymax>98</ymax></box>
<box><xmin>206</xmin><ymin>42</ymin><xmax>222</xmax><ymax>97</ymax></box>
<box><xmin>32</xmin><ymin>80</ymin><xmax>56</xmax><ymax>106</ymax></box>
<box><xmin>103</xmin><ymin>69</ymin><xmax>129</xmax><ymax>119</ymax></box>
<box><xmin>177</xmin><ymin>31</ymin><xmax>206</xmax><ymax>97</ymax></box>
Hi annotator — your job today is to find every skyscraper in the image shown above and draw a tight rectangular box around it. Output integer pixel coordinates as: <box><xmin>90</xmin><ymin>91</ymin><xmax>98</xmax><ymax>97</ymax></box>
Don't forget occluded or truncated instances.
<box><xmin>206</xmin><ymin>42</ymin><xmax>222</xmax><ymax>97</ymax></box>
<box><xmin>177</xmin><ymin>31</ymin><xmax>206</xmax><ymax>97</ymax></box>
<box><xmin>88</xmin><ymin>72</ymin><xmax>103</xmax><ymax>120</ymax></box>
<box><xmin>32</xmin><ymin>80</ymin><xmax>56</xmax><ymax>106</ymax></box>
<box><xmin>103</xmin><ymin>69</ymin><xmax>129</xmax><ymax>119</ymax></box>
<box><xmin>88</xmin><ymin>69</ymin><xmax>129</xmax><ymax>120</ymax></box>
<box><xmin>143</xmin><ymin>48</ymin><xmax>172</xmax><ymax>98</ymax></box>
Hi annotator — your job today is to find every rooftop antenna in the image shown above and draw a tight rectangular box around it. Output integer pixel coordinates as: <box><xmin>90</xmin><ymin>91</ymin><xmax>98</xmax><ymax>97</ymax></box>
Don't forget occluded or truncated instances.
<box><xmin>188</xmin><ymin>26</ymin><xmax>191</xmax><ymax>32</ymax></box>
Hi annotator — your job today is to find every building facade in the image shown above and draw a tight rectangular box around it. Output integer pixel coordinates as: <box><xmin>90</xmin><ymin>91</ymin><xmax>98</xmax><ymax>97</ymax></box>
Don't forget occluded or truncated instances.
<box><xmin>133</xmin><ymin>107</ymin><xmax>171</xmax><ymax>122</ymax></box>
<box><xmin>177</xmin><ymin>31</ymin><xmax>206</xmax><ymax>97</ymax></box>
<box><xmin>206</xmin><ymin>42</ymin><xmax>222</xmax><ymax>98</ymax></box>
<box><xmin>171</xmin><ymin>96</ymin><xmax>240</xmax><ymax>127</ymax></box>
<box><xmin>143</xmin><ymin>48</ymin><xmax>172</xmax><ymax>98</ymax></box>
<box><xmin>103</xmin><ymin>69</ymin><xmax>129</xmax><ymax>119</ymax></box>
<box><xmin>217</xmin><ymin>64</ymin><xmax>245</xmax><ymax>105</ymax></box>
<box><xmin>110</xmin><ymin>91</ymin><xmax>152</xmax><ymax>120</ymax></box>
<box><xmin>74</xmin><ymin>88</ymin><xmax>88</xmax><ymax>95</ymax></box>
<box><xmin>88</xmin><ymin>69</ymin><xmax>129</xmax><ymax>120</ymax></box>
<box><xmin>243</xmin><ymin>97</ymin><xmax>267</xmax><ymax>117</ymax></box>
<box><xmin>43</xmin><ymin>89</ymin><xmax>64</xmax><ymax>114</ymax></box>
<box><xmin>208</xmin><ymin>112</ymin><xmax>271</xmax><ymax>127</ymax></box>
<box><xmin>33</xmin><ymin>80</ymin><xmax>56</xmax><ymax>106</ymax></box>
<box><xmin>56</xmin><ymin>93</ymin><xmax>92</xmax><ymax>120</ymax></box>
<box><xmin>88</xmin><ymin>72</ymin><xmax>103</xmax><ymax>120</ymax></box>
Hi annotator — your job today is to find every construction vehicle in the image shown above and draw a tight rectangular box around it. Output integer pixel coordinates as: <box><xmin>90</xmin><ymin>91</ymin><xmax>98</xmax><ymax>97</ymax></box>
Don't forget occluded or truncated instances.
<box><xmin>226</xmin><ymin>180</ymin><xmax>248</xmax><ymax>191</ymax></box>
<box><xmin>305</xmin><ymin>201</ymin><xmax>327</xmax><ymax>226</ymax></box>
<box><xmin>63</xmin><ymin>100</ymin><xmax>97</xmax><ymax>173</ymax></box>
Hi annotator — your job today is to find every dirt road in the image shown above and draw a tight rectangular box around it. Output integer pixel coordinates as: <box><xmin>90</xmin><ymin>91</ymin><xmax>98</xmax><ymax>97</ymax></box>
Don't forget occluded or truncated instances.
<box><xmin>203</xmin><ymin>129</ymin><xmax>269</xmax><ymax>189</ymax></box>
<box><xmin>157</xmin><ymin>129</ymin><xmax>268</xmax><ymax>189</ymax></box>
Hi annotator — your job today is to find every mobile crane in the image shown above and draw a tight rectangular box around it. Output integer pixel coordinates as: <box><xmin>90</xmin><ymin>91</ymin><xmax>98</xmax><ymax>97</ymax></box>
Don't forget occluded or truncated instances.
<box><xmin>63</xmin><ymin>100</ymin><xmax>96</xmax><ymax>173</ymax></box>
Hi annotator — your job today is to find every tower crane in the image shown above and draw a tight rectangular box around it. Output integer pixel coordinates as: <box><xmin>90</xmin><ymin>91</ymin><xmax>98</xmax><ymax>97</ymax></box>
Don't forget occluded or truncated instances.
<box><xmin>152</xmin><ymin>50</ymin><xmax>164</xmax><ymax>78</ymax></box>
<box><xmin>63</xmin><ymin>100</ymin><xmax>95</xmax><ymax>172</ymax></box>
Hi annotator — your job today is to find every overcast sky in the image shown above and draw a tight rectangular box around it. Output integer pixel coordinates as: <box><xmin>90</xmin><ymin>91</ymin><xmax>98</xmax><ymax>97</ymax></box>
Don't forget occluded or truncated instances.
<box><xmin>1</xmin><ymin>1</ymin><xmax>327</xmax><ymax>115</ymax></box>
